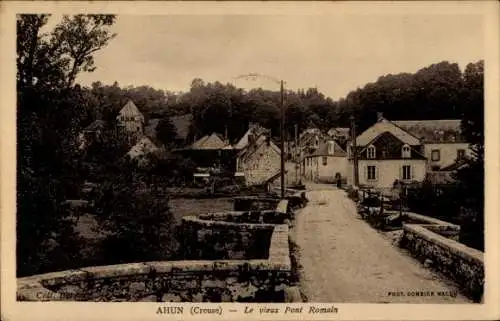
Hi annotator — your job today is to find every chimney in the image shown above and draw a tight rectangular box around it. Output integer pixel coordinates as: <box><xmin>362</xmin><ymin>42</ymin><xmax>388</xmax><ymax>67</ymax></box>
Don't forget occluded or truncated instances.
<box><xmin>377</xmin><ymin>112</ymin><xmax>384</xmax><ymax>122</ymax></box>
<box><xmin>328</xmin><ymin>140</ymin><xmax>334</xmax><ymax>155</ymax></box>
<box><xmin>248</xmin><ymin>133</ymin><xmax>255</xmax><ymax>145</ymax></box>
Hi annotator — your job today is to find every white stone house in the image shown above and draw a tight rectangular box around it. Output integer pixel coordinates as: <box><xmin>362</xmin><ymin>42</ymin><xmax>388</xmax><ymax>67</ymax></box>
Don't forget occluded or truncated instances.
<box><xmin>346</xmin><ymin>114</ymin><xmax>427</xmax><ymax>190</ymax></box>
<box><xmin>391</xmin><ymin>119</ymin><xmax>470</xmax><ymax>171</ymax></box>
<box><xmin>303</xmin><ymin>139</ymin><xmax>348</xmax><ymax>183</ymax></box>
<box><xmin>235</xmin><ymin>124</ymin><xmax>281</xmax><ymax>186</ymax></box>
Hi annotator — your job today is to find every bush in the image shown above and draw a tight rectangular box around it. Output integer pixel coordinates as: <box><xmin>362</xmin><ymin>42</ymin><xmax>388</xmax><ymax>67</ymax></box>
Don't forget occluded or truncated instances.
<box><xmin>93</xmin><ymin>180</ymin><xmax>180</xmax><ymax>264</ymax></box>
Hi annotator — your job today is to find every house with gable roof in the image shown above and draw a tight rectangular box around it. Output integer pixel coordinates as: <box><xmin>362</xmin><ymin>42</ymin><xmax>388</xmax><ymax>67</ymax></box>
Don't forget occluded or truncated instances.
<box><xmin>175</xmin><ymin>132</ymin><xmax>234</xmax><ymax>170</ymax></box>
<box><xmin>392</xmin><ymin>119</ymin><xmax>470</xmax><ymax>171</ymax></box>
<box><xmin>303</xmin><ymin>138</ymin><xmax>348</xmax><ymax>183</ymax></box>
<box><xmin>347</xmin><ymin>113</ymin><xmax>472</xmax><ymax>190</ymax></box>
<box><xmin>116</xmin><ymin>99</ymin><xmax>145</xmax><ymax>135</ymax></box>
<box><xmin>234</xmin><ymin>123</ymin><xmax>282</xmax><ymax>186</ymax></box>
<box><xmin>127</xmin><ymin>135</ymin><xmax>162</xmax><ymax>166</ymax></box>
<box><xmin>347</xmin><ymin>113</ymin><xmax>427</xmax><ymax>189</ymax></box>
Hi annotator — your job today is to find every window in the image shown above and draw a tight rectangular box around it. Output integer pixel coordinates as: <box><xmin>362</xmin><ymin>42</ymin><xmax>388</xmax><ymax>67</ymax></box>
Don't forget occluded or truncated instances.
<box><xmin>402</xmin><ymin>165</ymin><xmax>412</xmax><ymax>180</ymax></box>
<box><xmin>367</xmin><ymin>145</ymin><xmax>376</xmax><ymax>159</ymax></box>
<box><xmin>322</xmin><ymin>156</ymin><xmax>328</xmax><ymax>166</ymax></box>
<box><xmin>367</xmin><ymin>165</ymin><xmax>377</xmax><ymax>181</ymax></box>
<box><xmin>402</xmin><ymin>145</ymin><xmax>411</xmax><ymax>158</ymax></box>
<box><xmin>457</xmin><ymin>149</ymin><xmax>466</xmax><ymax>159</ymax></box>
<box><xmin>431</xmin><ymin>149</ymin><xmax>440</xmax><ymax>162</ymax></box>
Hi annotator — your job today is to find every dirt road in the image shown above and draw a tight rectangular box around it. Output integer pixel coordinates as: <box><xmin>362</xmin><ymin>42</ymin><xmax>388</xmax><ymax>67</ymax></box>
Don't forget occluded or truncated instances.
<box><xmin>292</xmin><ymin>185</ymin><xmax>470</xmax><ymax>303</ymax></box>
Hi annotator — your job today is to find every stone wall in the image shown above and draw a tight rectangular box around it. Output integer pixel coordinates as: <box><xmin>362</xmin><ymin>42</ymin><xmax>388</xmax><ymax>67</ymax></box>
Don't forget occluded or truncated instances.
<box><xmin>403</xmin><ymin>212</ymin><xmax>461</xmax><ymax>240</ymax></box>
<box><xmin>17</xmin><ymin>225</ymin><xmax>291</xmax><ymax>302</ymax></box>
<box><xmin>400</xmin><ymin>223</ymin><xmax>484</xmax><ymax>302</ymax></box>
<box><xmin>180</xmin><ymin>216</ymin><xmax>275</xmax><ymax>260</ymax></box>
<box><xmin>233</xmin><ymin>196</ymin><xmax>281</xmax><ymax>211</ymax></box>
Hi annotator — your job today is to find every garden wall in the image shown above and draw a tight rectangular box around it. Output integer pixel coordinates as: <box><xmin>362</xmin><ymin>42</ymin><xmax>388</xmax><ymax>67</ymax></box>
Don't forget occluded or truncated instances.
<box><xmin>17</xmin><ymin>225</ymin><xmax>291</xmax><ymax>302</ymax></box>
<box><xmin>400</xmin><ymin>223</ymin><xmax>484</xmax><ymax>302</ymax></box>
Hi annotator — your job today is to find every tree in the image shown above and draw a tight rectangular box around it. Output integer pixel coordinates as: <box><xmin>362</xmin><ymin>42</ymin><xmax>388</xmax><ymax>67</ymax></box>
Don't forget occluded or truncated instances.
<box><xmin>17</xmin><ymin>14</ymin><xmax>117</xmax><ymax>276</ymax></box>
<box><xmin>93</xmin><ymin>172</ymin><xmax>179</xmax><ymax>264</ymax></box>
<box><xmin>156</xmin><ymin>117</ymin><xmax>179</xmax><ymax>147</ymax></box>
<box><xmin>455</xmin><ymin>60</ymin><xmax>484</xmax><ymax>250</ymax></box>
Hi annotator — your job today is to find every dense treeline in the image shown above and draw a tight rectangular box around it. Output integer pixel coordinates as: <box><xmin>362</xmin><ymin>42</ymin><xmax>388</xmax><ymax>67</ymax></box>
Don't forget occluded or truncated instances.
<box><xmin>80</xmin><ymin>60</ymin><xmax>480</xmax><ymax>144</ymax></box>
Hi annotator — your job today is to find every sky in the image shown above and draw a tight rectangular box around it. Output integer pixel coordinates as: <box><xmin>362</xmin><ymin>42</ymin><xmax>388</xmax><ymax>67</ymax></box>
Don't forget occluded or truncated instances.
<box><xmin>73</xmin><ymin>14</ymin><xmax>484</xmax><ymax>100</ymax></box>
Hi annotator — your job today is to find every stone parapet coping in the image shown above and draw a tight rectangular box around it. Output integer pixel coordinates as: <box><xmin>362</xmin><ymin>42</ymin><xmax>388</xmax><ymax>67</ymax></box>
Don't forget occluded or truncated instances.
<box><xmin>403</xmin><ymin>212</ymin><xmax>460</xmax><ymax>230</ymax></box>
<box><xmin>197</xmin><ymin>210</ymin><xmax>277</xmax><ymax>221</ymax></box>
<box><xmin>403</xmin><ymin>224</ymin><xmax>483</xmax><ymax>265</ymax></box>
<box><xmin>182</xmin><ymin>215</ymin><xmax>276</xmax><ymax>229</ymax></box>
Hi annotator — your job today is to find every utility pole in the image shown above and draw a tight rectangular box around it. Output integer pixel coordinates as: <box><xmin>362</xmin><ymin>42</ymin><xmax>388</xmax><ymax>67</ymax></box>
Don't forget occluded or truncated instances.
<box><xmin>350</xmin><ymin>115</ymin><xmax>359</xmax><ymax>187</ymax></box>
<box><xmin>294</xmin><ymin>123</ymin><xmax>298</xmax><ymax>184</ymax></box>
<box><xmin>280</xmin><ymin>80</ymin><xmax>286</xmax><ymax>199</ymax></box>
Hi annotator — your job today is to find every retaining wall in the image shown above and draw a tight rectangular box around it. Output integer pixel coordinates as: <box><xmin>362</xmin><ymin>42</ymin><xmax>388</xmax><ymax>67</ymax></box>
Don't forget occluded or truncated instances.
<box><xmin>17</xmin><ymin>224</ymin><xmax>291</xmax><ymax>302</ymax></box>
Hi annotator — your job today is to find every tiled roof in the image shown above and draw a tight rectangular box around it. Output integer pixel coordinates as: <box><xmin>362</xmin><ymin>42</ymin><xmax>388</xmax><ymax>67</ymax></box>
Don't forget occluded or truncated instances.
<box><xmin>127</xmin><ymin>136</ymin><xmax>160</xmax><ymax>158</ymax></box>
<box><xmin>392</xmin><ymin>119</ymin><xmax>465</xmax><ymax>143</ymax></box>
<box><xmin>234</xmin><ymin>125</ymin><xmax>270</xmax><ymax>150</ymax></box>
<box><xmin>118</xmin><ymin>100</ymin><xmax>143</xmax><ymax>118</ymax></box>
<box><xmin>355</xmin><ymin>118</ymin><xmax>421</xmax><ymax>146</ymax></box>
<box><xmin>238</xmin><ymin>134</ymin><xmax>280</xmax><ymax>161</ymax></box>
<box><xmin>328</xmin><ymin>127</ymin><xmax>350</xmax><ymax>137</ymax></box>
<box><xmin>191</xmin><ymin>133</ymin><xmax>231</xmax><ymax>150</ymax></box>
<box><xmin>305</xmin><ymin>140</ymin><xmax>346</xmax><ymax>157</ymax></box>
<box><xmin>84</xmin><ymin>120</ymin><xmax>106</xmax><ymax>132</ymax></box>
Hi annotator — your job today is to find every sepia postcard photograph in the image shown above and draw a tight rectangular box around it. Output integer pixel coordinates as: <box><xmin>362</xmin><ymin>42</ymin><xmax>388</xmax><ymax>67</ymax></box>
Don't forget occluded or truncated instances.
<box><xmin>1</xmin><ymin>1</ymin><xmax>499</xmax><ymax>320</ymax></box>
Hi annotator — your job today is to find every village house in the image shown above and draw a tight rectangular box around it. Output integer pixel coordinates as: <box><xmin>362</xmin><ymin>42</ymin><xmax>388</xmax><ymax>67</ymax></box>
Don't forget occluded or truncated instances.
<box><xmin>303</xmin><ymin>139</ymin><xmax>348</xmax><ymax>183</ymax></box>
<box><xmin>327</xmin><ymin>127</ymin><xmax>350</xmax><ymax>141</ymax></box>
<box><xmin>116</xmin><ymin>100</ymin><xmax>145</xmax><ymax>136</ymax></box>
<box><xmin>391</xmin><ymin>119</ymin><xmax>470</xmax><ymax>171</ymax></box>
<box><xmin>234</xmin><ymin>123</ymin><xmax>282</xmax><ymax>186</ymax></box>
<box><xmin>347</xmin><ymin>113</ymin><xmax>427</xmax><ymax>190</ymax></box>
<box><xmin>176</xmin><ymin>132</ymin><xmax>234</xmax><ymax>170</ymax></box>
<box><xmin>127</xmin><ymin>135</ymin><xmax>162</xmax><ymax>166</ymax></box>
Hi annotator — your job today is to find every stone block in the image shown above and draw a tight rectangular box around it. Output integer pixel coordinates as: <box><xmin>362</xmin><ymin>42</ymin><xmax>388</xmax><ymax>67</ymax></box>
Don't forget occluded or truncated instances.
<box><xmin>161</xmin><ymin>293</ymin><xmax>182</xmax><ymax>302</ymax></box>
<box><xmin>139</xmin><ymin>295</ymin><xmax>157</xmax><ymax>302</ymax></box>
<box><xmin>129</xmin><ymin>281</ymin><xmax>146</xmax><ymax>296</ymax></box>
<box><xmin>202</xmin><ymin>278</ymin><xmax>226</xmax><ymax>288</ymax></box>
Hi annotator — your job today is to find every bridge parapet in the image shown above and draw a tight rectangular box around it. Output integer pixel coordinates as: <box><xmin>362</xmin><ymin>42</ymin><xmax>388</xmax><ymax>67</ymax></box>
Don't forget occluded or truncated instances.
<box><xmin>400</xmin><ymin>220</ymin><xmax>483</xmax><ymax>302</ymax></box>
